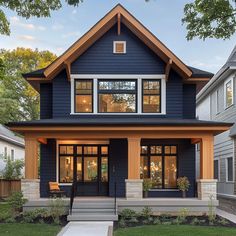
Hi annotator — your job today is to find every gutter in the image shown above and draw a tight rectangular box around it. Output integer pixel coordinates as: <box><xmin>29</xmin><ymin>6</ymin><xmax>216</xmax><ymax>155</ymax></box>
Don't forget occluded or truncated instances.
<box><xmin>0</xmin><ymin>135</ymin><xmax>25</xmax><ymax>148</ymax></box>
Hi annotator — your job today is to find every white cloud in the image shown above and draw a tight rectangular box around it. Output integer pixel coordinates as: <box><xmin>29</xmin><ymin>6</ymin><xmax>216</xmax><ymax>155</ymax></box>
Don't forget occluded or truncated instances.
<box><xmin>10</xmin><ymin>16</ymin><xmax>46</xmax><ymax>31</ymax></box>
<box><xmin>62</xmin><ymin>31</ymin><xmax>81</xmax><ymax>39</ymax></box>
<box><xmin>52</xmin><ymin>23</ymin><xmax>64</xmax><ymax>31</ymax></box>
<box><xmin>18</xmin><ymin>35</ymin><xmax>36</xmax><ymax>41</ymax></box>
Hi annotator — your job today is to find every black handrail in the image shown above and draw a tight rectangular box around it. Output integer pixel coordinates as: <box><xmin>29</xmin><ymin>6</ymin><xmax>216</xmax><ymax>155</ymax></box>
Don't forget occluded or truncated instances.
<box><xmin>70</xmin><ymin>180</ymin><xmax>77</xmax><ymax>214</ymax></box>
<box><xmin>114</xmin><ymin>181</ymin><xmax>117</xmax><ymax>215</ymax></box>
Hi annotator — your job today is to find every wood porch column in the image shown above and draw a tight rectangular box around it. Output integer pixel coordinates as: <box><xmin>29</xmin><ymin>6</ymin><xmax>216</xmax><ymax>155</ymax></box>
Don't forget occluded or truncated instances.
<box><xmin>128</xmin><ymin>138</ymin><xmax>141</xmax><ymax>179</ymax></box>
<box><xmin>200</xmin><ymin>135</ymin><xmax>214</xmax><ymax>179</ymax></box>
<box><xmin>24</xmin><ymin>136</ymin><xmax>38</xmax><ymax>179</ymax></box>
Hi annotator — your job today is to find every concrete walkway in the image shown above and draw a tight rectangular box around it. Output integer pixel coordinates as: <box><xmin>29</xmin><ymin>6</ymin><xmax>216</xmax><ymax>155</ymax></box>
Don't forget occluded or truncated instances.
<box><xmin>57</xmin><ymin>222</ymin><xmax>113</xmax><ymax>236</ymax></box>
<box><xmin>216</xmin><ymin>208</ymin><xmax>236</xmax><ymax>224</ymax></box>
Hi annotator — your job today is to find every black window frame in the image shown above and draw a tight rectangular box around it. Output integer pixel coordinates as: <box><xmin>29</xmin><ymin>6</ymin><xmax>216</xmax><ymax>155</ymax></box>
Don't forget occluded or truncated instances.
<box><xmin>97</xmin><ymin>79</ymin><xmax>138</xmax><ymax>113</ymax></box>
<box><xmin>227</xmin><ymin>157</ymin><xmax>233</xmax><ymax>182</ymax></box>
<box><xmin>140</xmin><ymin>144</ymin><xmax>178</xmax><ymax>189</ymax></box>
<box><xmin>214</xmin><ymin>159</ymin><xmax>219</xmax><ymax>180</ymax></box>
<box><xmin>142</xmin><ymin>79</ymin><xmax>162</xmax><ymax>113</ymax></box>
<box><xmin>74</xmin><ymin>79</ymin><xmax>94</xmax><ymax>113</ymax></box>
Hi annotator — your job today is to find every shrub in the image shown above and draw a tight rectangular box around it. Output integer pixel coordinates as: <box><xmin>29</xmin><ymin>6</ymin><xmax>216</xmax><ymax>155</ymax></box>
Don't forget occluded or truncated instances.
<box><xmin>177</xmin><ymin>208</ymin><xmax>188</xmax><ymax>224</ymax></box>
<box><xmin>190</xmin><ymin>217</ymin><xmax>200</xmax><ymax>225</ymax></box>
<box><xmin>160</xmin><ymin>213</ymin><xmax>171</xmax><ymax>222</ymax></box>
<box><xmin>208</xmin><ymin>195</ymin><xmax>216</xmax><ymax>224</ymax></box>
<box><xmin>7</xmin><ymin>191</ymin><xmax>27</xmax><ymax>214</ymax></box>
<box><xmin>143</xmin><ymin>179</ymin><xmax>152</xmax><ymax>192</ymax></box>
<box><xmin>120</xmin><ymin>209</ymin><xmax>137</xmax><ymax>220</ymax></box>
<box><xmin>22</xmin><ymin>208</ymin><xmax>49</xmax><ymax>223</ymax></box>
<box><xmin>177</xmin><ymin>177</ymin><xmax>190</xmax><ymax>197</ymax></box>
<box><xmin>218</xmin><ymin>217</ymin><xmax>228</xmax><ymax>226</ymax></box>
<box><xmin>141</xmin><ymin>206</ymin><xmax>153</xmax><ymax>219</ymax></box>
<box><xmin>153</xmin><ymin>218</ymin><xmax>161</xmax><ymax>225</ymax></box>
<box><xmin>118</xmin><ymin>218</ymin><xmax>126</xmax><ymax>228</ymax></box>
<box><xmin>49</xmin><ymin>197</ymin><xmax>67</xmax><ymax>225</ymax></box>
<box><xmin>128</xmin><ymin>217</ymin><xmax>139</xmax><ymax>223</ymax></box>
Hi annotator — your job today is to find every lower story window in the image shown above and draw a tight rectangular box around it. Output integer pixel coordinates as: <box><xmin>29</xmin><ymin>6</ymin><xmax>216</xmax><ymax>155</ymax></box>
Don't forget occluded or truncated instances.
<box><xmin>59</xmin><ymin>156</ymin><xmax>73</xmax><ymax>183</ymax></box>
<box><xmin>227</xmin><ymin>157</ymin><xmax>233</xmax><ymax>182</ymax></box>
<box><xmin>140</xmin><ymin>145</ymin><xmax>177</xmax><ymax>189</ymax></box>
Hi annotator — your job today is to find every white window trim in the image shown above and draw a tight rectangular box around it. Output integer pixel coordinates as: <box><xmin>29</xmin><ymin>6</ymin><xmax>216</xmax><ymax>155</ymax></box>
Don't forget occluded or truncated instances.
<box><xmin>113</xmin><ymin>41</ymin><xmax>126</xmax><ymax>54</ymax></box>
<box><xmin>70</xmin><ymin>74</ymin><xmax>166</xmax><ymax>115</ymax></box>
<box><xmin>225</xmin><ymin>157</ymin><xmax>234</xmax><ymax>183</ymax></box>
<box><xmin>224</xmin><ymin>77</ymin><xmax>234</xmax><ymax>110</ymax></box>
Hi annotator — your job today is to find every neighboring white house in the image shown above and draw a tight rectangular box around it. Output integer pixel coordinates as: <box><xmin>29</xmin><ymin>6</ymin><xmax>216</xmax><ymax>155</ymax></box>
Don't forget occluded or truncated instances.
<box><xmin>0</xmin><ymin>124</ymin><xmax>25</xmax><ymax>173</ymax></box>
<box><xmin>196</xmin><ymin>46</ymin><xmax>236</xmax><ymax>214</ymax></box>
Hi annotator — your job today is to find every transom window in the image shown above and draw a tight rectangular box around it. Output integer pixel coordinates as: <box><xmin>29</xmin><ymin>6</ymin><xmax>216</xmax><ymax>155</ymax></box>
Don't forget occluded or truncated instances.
<box><xmin>142</xmin><ymin>80</ymin><xmax>161</xmax><ymax>113</ymax></box>
<box><xmin>98</xmin><ymin>80</ymin><xmax>137</xmax><ymax>113</ymax></box>
<box><xmin>75</xmin><ymin>80</ymin><xmax>93</xmax><ymax>113</ymax></box>
<box><xmin>140</xmin><ymin>145</ymin><xmax>177</xmax><ymax>189</ymax></box>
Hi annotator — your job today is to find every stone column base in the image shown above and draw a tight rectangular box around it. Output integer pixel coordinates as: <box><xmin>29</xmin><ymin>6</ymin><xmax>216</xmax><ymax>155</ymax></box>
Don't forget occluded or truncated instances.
<box><xmin>21</xmin><ymin>179</ymin><xmax>40</xmax><ymax>199</ymax></box>
<box><xmin>125</xmin><ymin>179</ymin><xmax>143</xmax><ymax>200</ymax></box>
<box><xmin>197</xmin><ymin>179</ymin><xmax>217</xmax><ymax>200</ymax></box>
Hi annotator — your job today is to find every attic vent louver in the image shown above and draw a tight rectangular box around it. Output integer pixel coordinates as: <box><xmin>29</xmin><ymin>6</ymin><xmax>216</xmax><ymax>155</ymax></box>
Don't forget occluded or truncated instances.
<box><xmin>113</xmin><ymin>41</ymin><xmax>126</xmax><ymax>54</ymax></box>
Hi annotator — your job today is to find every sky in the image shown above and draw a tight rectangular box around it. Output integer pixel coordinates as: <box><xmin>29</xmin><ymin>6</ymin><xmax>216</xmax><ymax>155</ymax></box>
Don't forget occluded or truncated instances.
<box><xmin>0</xmin><ymin>0</ymin><xmax>236</xmax><ymax>73</ymax></box>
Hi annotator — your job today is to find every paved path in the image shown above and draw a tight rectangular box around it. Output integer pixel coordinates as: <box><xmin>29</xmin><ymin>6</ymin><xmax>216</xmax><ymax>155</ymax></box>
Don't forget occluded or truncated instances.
<box><xmin>216</xmin><ymin>208</ymin><xmax>236</xmax><ymax>224</ymax></box>
<box><xmin>57</xmin><ymin>222</ymin><xmax>113</xmax><ymax>236</ymax></box>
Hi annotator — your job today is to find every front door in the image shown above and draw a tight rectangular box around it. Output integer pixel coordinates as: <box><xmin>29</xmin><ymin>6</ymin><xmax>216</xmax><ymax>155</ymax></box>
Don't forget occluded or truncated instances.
<box><xmin>75</xmin><ymin>145</ymin><xmax>109</xmax><ymax>196</ymax></box>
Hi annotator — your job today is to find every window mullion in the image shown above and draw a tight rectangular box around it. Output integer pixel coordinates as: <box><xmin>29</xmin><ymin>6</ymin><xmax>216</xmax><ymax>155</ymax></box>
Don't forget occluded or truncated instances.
<box><xmin>94</xmin><ymin>78</ymin><xmax>98</xmax><ymax>113</ymax></box>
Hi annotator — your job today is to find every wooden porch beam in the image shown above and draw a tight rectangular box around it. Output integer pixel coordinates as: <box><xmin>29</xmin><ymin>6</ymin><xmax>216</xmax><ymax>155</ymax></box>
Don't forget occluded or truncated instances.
<box><xmin>64</xmin><ymin>61</ymin><xmax>71</xmax><ymax>81</ymax></box>
<box><xmin>37</xmin><ymin>138</ymin><xmax>47</xmax><ymax>144</ymax></box>
<box><xmin>191</xmin><ymin>138</ymin><xmax>201</xmax><ymax>144</ymax></box>
<box><xmin>165</xmin><ymin>59</ymin><xmax>172</xmax><ymax>81</ymax></box>
<box><xmin>128</xmin><ymin>138</ymin><xmax>141</xmax><ymax>179</ymax></box>
<box><xmin>117</xmin><ymin>13</ymin><xmax>121</xmax><ymax>35</ymax></box>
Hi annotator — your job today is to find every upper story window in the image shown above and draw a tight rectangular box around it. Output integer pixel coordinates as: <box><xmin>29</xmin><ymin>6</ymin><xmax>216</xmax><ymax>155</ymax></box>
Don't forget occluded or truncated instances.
<box><xmin>98</xmin><ymin>80</ymin><xmax>137</xmax><ymax>113</ymax></box>
<box><xmin>113</xmin><ymin>41</ymin><xmax>126</xmax><ymax>54</ymax></box>
<box><xmin>71</xmin><ymin>75</ymin><xmax>166</xmax><ymax>115</ymax></box>
<box><xmin>224</xmin><ymin>78</ymin><xmax>233</xmax><ymax>109</ymax></box>
<box><xmin>226</xmin><ymin>157</ymin><xmax>233</xmax><ymax>182</ymax></box>
<box><xmin>75</xmin><ymin>80</ymin><xmax>93</xmax><ymax>113</ymax></box>
<box><xmin>142</xmin><ymin>80</ymin><xmax>161</xmax><ymax>113</ymax></box>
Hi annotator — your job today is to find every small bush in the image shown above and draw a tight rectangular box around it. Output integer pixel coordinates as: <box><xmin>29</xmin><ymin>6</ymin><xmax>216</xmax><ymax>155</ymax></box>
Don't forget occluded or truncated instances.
<box><xmin>22</xmin><ymin>208</ymin><xmax>49</xmax><ymax>223</ymax></box>
<box><xmin>119</xmin><ymin>218</ymin><xmax>126</xmax><ymax>228</ymax></box>
<box><xmin>143</xmin><ymin>216</ymin><xmax>153</xmax><ymax>224</ymax></box>
<box><xmin>7</xmin><ymin>191</ymin><xmax>27</xmax><ymax>214</ymax></box>
<box><xmin>208</xmin><ymin>195</ymin><xmax>216</xmax><ymax>224</ymax></box>
<box><xmin>141</xmin><ymin>207</ymin><xmax>153</xmax><ymax>219</ymax></box>
<box><xmin>5</xmin><ymin>217</ymin><xmax>16</xmax><ymax>223</ymax></box>
<box><xmin>160</xmin><ymin>213</ymin><xmax>171</xmax><ymax>222</ymax></box>
<box><xmin>153</xmin><ymin>218</ymin><xmax>161</xmax><ymax>225</ymax></box>
<box><xmin>177</xmin><ymin>208</ymin><xmax>188</xmax><ymax>224</ymax></box>
<box><xmin>218</xmin><ymin>217</ymin><xmax>228</xmax><ymax>226</ymax></box>
<box><xmin>49</xmin><ymin>197</ymin><xmax>67</xmax><ymax>225</ymax></box>
<box><xmin>120</xmin><ymin>209</ymin><xmax>137</xmax><ymax>220</ymax></box>
<box><xmin>128</xmin><ymin>217</ymin><xmax>139</xmax><ymax>223</ymax></box>
<box><xmin>190</xmin><ymin>217</ymin><xmax>200</xmax><ymax>225</ymax></box>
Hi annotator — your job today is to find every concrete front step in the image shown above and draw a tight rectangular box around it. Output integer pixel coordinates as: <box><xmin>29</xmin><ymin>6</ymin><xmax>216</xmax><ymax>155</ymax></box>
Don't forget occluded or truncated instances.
<box><xmin>73</xmin><ymin>203</ymin><xmax>114</xmax><ymax>209</ymax></box>
<box><xmin>67</xmin><ymin>214</ymin><xmax>118</xmax><ymax>221</ymax></box>
<box><xmin>72</xmin><ymin>208</ymin><xmax>115</xmax><ymax>213</ymax></box>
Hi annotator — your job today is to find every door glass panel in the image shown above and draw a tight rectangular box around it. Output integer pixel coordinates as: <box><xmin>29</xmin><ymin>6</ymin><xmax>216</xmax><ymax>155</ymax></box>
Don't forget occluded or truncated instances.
<box><xmin>77</xmin><ymin>146</ymin><xmax>82</xmax><ymax>155</ymax></box>
<box><xmin>60</xmin><ymin>145</ymin><xmax>73</xmax><ymax>155</ymax></box>
<box><xmin>59</xmin><ymin>156</ymin><xmax>73</xmax><ymax>183</ymax></box>
<box><xmin>84</xmin><ymin>157</ymin><xmax>98</xmax><ymax>182</ymax></box>
<box><xmin>77</xmin><ymin>157</ymin><xmax>82</xmax><ymax>181</ymax></box>
<box><xmin>84</xmin><ymin>146</ymin><xmax>98</xmax><ymax>155</ymax></box>
<box><xmin>101</xmin><ymin>146</ymin><xmax>108</xmax><ymax>155</ymax></box>
<box><xmin>141</xmin><ymin>146</ymin><xmax>148</xmax><ymax>154</ymax></box>
<box><xmin>101</xmin><ymin>157</ymin><xmax>108</xmax><ymax>182</ymax></box>
<box><xmin>164</xmin><ymin>156</ymin><xmax>177</xmax><ymax>188</ymax></box>
<box><xmin>150</xmin><ymin>146</ymin><xmax>162</xmax><ymax>154</ymax></box>
<box><xmin>140</xmin><ymin>156</ymin><xmax>148</xmax><ymax>179</ymax></box>
<box><xmin>150</xmin><ymin>156</ymin><xmax>162</xmax><ymax>188</ymax></box>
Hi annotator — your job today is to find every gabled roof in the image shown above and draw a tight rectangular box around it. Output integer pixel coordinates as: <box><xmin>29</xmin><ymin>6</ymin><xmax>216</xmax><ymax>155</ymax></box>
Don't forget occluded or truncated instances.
<box><xmin>23</xmin><ymin>4</ymin><xmax>213</xmax><ymax>91</ymax></box>
<box><xmin>0</xmin><ymin>124</ymin><xmax>24</xmax><ymax>148</ymax></box>
<box><xmin>197</xmin><ymin>45</ymin><xmax>236</xmax><ymax>103</ymax></box>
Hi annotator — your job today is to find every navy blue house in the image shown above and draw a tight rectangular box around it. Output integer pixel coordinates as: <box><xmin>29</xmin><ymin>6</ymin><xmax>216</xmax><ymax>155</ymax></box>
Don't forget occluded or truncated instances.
<box><xmin>9</xmin><ymin>5</ymin><xmax>231</xmax><ymax>201</ymax></box>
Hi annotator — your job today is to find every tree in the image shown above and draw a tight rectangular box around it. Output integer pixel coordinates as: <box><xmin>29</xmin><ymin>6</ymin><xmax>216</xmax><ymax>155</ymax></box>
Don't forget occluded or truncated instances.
<box><xmin>0</xmin><ymin>48</ymin><xmax>57</xmax><ymax>124</ymax></box>
<box><xmin>0</xmin><ymin>0</ymin><xmax>83</xmax><ymax>35</ymax></box>
<box><xmin>182</xmin><ymin>0</ymin><xmax>236</xmax><ymax>40</ymax></box>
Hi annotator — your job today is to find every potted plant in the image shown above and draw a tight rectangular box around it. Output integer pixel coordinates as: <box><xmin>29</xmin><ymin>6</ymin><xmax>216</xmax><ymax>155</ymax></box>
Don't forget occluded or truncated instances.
<box><xmin>143</xmin><ymin>178</ymin><xmax>152</xmax><ymax>198</ymax></box>
<box><xmin>177</xmin><ymin>176</ymin><xmax>190</xmax><ymax>198</ymax></box>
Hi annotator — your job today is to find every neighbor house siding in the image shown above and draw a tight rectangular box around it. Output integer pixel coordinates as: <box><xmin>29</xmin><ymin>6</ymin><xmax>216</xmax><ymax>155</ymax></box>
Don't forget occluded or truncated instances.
<box><xmin>40</xmin><ymin>83</ymin><xmax>52</xmax><ymax>119</ymax></box>
<box><xmin>71</xmin><ymin>24</ymin><xmax>165</xmax><ymax>74</ymax></box>
<box><xmin>40</xmin><ymin>139</ymin><xmax>56</xmax><ymax>197</ymax></box>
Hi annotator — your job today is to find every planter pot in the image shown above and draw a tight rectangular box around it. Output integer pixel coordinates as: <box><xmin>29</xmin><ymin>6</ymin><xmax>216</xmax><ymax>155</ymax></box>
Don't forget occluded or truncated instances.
<box><xmin>182</xmin><ymin>191</ymin><xmax>186</xmax><ymax>198</ymax></box>
<box><xmin>143</xmin><ymin>191</ymin><xmax>149</xmax><ymax>198</ymax></box>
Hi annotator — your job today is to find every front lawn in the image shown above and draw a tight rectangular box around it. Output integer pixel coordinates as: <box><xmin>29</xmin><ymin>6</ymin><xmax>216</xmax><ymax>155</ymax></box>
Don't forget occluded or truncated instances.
<box><xmin>0</xmin><ymin>223</ymin><xmax>61</xmax><ymax>236</ymax></box>
<box><xmin>114</xmin><ymin>225</ymin><xmax>236</xmax><ymax>236</ymax></box>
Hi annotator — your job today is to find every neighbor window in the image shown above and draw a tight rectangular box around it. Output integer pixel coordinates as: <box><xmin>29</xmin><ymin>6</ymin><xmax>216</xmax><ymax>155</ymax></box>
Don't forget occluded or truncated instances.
<box><xmin>11</xmin><ymin>149</ymin><xmax>14</xmax><ymax>161</ymax></box>
<box><xmin>226</xmin><ymin>157</ymin><xmax>233</xmax><ymax>182</ymax></box>
<box><xmin>140</xmin><ymin>145</ymin><xmax>177</xmax><ymax>189</ymax></box>
<box><xmin>214</xmin><ymin>160</ymin><xmax>219</xmax><ymax>180</ymax></box>
<box><xmin>75</xmin><ymin>80</ymin><xmax>93</xmax><ymax>113</ymax></box>
<box><xmin>98</xmin><ymin>80</ymin><xmax>137</xmax><ymax>113</ymax></box>
<box><xmin>142</xmin><ymin>80</ymin><xmax>161</xmax><ymax>113</ymax></box>
<box><xmin>4</xmin><ymin>147</ymin><xmax>7</xmax><ymax>157</ymax></box>
<box><xmin>225</xmin><ymin>79</ymin><xmax>233</xmax><ymax>108</ymax></box>
<box><xmin>216</xmin><ymin>89</ymin><xmax>220</xmax><ymax>114</ymax></box>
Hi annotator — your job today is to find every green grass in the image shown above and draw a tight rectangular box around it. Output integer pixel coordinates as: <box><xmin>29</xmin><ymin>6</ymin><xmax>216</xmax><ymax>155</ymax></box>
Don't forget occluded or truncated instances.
<box><xmin>114</xmin><ymin>225</ymin><xmax>236</xmax><ymax>236</ymax></box>
<box><xmin>0</xmin><ymin>223</ymin><xmax>62</xmax><ymax>236</ymax></box>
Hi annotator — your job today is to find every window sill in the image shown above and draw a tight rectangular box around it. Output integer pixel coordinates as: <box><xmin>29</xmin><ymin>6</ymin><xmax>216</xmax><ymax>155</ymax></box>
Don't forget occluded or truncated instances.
<box><xmin>224</xmin><ymin>104</ymin><xmax>234</xmax><ymax>111</ymax></box>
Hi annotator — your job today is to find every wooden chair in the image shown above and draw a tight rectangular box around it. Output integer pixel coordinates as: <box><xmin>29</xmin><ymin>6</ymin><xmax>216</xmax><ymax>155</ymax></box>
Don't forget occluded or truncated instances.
<box><xmin>49</xmin><ymin>182</ymin><xmax>65</xmax><ymax>197</ymax></box>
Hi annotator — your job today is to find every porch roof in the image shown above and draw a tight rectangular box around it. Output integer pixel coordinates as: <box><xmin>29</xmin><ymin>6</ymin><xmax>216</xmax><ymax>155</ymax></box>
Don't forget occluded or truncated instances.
<box><xmin>8</xmin><ymin>117</ymin><xmax>232</xmax><ymax>128</ymax></box>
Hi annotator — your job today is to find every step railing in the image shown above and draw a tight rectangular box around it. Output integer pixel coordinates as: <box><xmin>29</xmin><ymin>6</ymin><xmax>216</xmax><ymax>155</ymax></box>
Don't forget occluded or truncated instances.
<box><xmin>114</xmin><ymin>181</ymin><xmax>117</xmax><ymax>215</ymax></box>
<box><xmin>69</xmin><ymin>180</ymin><xmax>77</xmax><ymax>215</ymax></box>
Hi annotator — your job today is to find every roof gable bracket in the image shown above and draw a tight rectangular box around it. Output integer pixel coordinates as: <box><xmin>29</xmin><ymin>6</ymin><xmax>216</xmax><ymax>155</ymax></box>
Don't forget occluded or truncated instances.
<box><xmin>117</xmin><ymin>13</ymin><xmax>121</xmax><ymax>35</ymax></box>
<box><xmin>165</xmin><ymin>59</ymin><xmax>172</xmax><ymax>81</ymax></box>
<box><xmin>64</xmin><ymin>61</ymin><xmax>71</xmax><ymax>81</ymax></box>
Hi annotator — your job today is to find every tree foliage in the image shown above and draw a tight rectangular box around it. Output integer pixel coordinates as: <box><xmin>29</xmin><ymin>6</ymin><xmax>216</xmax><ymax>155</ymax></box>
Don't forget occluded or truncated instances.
<box><xmin>182</xmin><ymin>0</ymin><xmax>236</xmax><ymax>40</ymax></box>
<box><xmin>0</xmin><ymin>0</ymin><xmax>83</xmax><ymax>35</ymax></box>
<box><xmin>0</xmin><ymin>48</ymin><xmax>57</xmax><ymax>124</ymax></box>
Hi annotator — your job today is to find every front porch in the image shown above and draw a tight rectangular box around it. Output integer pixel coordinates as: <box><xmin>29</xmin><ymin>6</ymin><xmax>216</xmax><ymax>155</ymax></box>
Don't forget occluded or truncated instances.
<box><xmin>9</xmin><ymin>122</ymin><xmax>230</xmax><ymax>204</ymax></box>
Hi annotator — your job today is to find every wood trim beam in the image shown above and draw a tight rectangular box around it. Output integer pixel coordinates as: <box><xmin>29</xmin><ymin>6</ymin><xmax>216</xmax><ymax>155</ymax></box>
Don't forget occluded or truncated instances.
<box><xmin>64</xmin><ymin>61</ymin><xmax>71</xmax><ymax>81</ymax></box>
<box><xmin>117</xmin><ymin>13</ymin><xmax>121</xmax><ymax>35</ymax></box>
<box><xmin>37</xmin><ymin>138</ymin><xmax>47</xmax><ymax>144</ymax></box>
<box><xmin>191</xmin><ymin>138</ymin><xmax>201</xmax><ymax>144</ymax></box>
<box><xmin>165</xmin><ymin>59</ymin><xmax>172</xmax><ymax>81</ymax></box>
<box><xmin>128</xmin><ymin>138</ymin><xmax>140</xmax><ymax>179</ymax></box>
